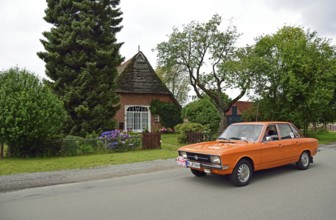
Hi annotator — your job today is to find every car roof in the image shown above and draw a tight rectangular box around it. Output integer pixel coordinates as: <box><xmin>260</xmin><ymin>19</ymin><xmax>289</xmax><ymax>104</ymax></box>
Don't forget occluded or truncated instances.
<box><xmin>231</xmin><ymin>121</ymin><xmax>291</xmax><ymax>125</ymax></box>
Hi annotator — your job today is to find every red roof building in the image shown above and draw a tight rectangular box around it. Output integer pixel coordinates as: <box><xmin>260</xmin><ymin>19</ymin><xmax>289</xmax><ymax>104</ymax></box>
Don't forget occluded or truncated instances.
<box><xmin>225</xmin><ymin>101</ymin><xmax>253</xmax><ymax>125</ymax></box>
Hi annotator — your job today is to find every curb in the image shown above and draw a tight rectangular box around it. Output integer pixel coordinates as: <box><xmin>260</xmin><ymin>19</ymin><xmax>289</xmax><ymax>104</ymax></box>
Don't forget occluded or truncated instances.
<box><xmin>0</xmin><ymin>158</ymin><xmax>178</xmax><ymax>193</ymax></box>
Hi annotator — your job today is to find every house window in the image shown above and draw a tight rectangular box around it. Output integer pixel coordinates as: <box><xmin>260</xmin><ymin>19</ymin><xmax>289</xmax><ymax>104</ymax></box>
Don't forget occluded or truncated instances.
<box><xmin>126</xmin><ymin>106</ymin><xmax>150</xmax><ymax>132</ymax></box>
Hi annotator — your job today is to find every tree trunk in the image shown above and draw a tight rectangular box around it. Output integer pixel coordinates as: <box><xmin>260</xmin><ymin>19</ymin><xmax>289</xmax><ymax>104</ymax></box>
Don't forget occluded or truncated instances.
<box><xmin>218</xmin><ymin>108</ymin><xmax>227</xmax><ymax>133</ymax></box>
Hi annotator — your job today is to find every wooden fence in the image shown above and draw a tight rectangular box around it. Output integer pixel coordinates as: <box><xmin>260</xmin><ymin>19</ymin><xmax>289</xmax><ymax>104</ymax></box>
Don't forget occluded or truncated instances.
<box><xmin>142</xmin><ymin>132</ymin><xmax>161</xmax><ymax>149</ymax></box>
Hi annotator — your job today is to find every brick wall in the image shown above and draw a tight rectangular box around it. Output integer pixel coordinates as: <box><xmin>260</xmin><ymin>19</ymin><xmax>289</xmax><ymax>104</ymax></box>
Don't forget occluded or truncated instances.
<box><xmin>115</xmin><ymin>93</ymin><xmax>175</xmax><ymax>132</ymax></box>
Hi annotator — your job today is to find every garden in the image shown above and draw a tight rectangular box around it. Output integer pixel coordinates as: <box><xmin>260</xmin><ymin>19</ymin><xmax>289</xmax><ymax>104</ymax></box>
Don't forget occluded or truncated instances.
<box><xmin>0</xmin><ymin>133</ymin><xmax>183</xmax><ymax>176</ymax></box>
<box><xmin>0</xmin><ymin>129</ymin><xmax>335</xmax><ymax>176</ymax></box>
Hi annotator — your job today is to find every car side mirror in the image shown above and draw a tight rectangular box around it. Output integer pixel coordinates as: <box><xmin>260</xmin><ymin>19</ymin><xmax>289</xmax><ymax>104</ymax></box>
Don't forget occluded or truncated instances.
<box><xmin>265</xmin><ymin>136</ymin><xmax>272</xmax><ymax>142</ymax></box>
<box><xmin>290</xmin><ymin>132</ymin><xmax>294</xmax><ymax>138</ymax></box>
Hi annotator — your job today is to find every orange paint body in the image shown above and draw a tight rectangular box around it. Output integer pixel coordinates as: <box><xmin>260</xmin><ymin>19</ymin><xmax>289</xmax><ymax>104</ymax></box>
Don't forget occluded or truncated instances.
<box><xmin>177</xmin><ymin>122</ymin><xmax>318</xmax><ymax>176</ymax></box>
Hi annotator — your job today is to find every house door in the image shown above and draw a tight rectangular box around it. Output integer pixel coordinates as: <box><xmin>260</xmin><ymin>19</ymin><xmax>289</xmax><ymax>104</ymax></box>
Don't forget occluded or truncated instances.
<box><xmin>126</xmin><ymin>106</ymin><xmax>150</xmax><ymax>132</ymax></box>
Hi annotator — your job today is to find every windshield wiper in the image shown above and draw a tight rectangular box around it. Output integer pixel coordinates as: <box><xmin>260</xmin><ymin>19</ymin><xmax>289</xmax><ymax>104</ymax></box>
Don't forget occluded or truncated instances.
<box><xmin>217</xmin><ymin>137</ymin><xmax>234</xmax><ymax>143</ymax></box>
<box><xmin>229</xmin><ymin>137</ymin><xmax>248</xmax><ymax>143</ymax></box>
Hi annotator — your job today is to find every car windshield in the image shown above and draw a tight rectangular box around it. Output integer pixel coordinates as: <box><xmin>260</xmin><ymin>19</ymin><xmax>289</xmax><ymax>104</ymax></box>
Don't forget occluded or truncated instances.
<box><xmin>218</xmin><ymin>124</ymin><xmax>263</xmax><ymax>142</ymax></box>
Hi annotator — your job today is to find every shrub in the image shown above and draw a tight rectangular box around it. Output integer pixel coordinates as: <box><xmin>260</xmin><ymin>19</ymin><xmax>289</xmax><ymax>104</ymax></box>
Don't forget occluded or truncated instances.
<box><xmin>150</xmin><ymin>99</ymin><xmax>182</xmax><ymax>128</ymax></box>
<box><xmin>174</xmin><ymin>123</ymin><xmax>209</xmax><ymax>143</ymax></box>
<box><xmin>181</xmin><ymin>97</ymin><xmax>220</xmax><ymax>132</ymax></box>
<box><xmin>79</xmin><ymin>144</ymin><xmax>95</xmax><ymax>155</ymax></box>
<box><xmin>40</xmin><ymin>135</ymin><xmax>64</xmax><ymax>157</ymax></box>
<box><xmin>62</xmin><ymin>135</ymin><xmax>83</xmax><ymax>156</ymax></box>
<box><xmin>0</xmin><ymin>67</ymin><xmax>66</xmax><ymax>157</ymax></box>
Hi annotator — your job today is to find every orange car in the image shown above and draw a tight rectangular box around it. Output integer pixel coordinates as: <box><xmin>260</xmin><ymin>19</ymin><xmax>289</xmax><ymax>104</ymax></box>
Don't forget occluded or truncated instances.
<box><xmin>177</xmin><ymin>122</ymin><xmax>318</xmax><ymax>186</ymax></box>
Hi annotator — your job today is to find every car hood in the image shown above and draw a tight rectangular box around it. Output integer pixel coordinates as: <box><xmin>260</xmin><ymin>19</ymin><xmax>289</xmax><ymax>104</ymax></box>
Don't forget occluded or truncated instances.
<box><xmin>178</xmin><ymin>140</ymin><xmax>247</xmax><ymax>155</ymax></box>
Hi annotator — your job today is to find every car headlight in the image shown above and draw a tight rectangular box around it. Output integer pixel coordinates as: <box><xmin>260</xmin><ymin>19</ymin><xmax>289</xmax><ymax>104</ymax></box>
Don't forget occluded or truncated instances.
<box><xmin>210</xmin><ymin>155</ymin><xmax>221</xmax><ymax>164</ymax></box>
<box><xmin>179</xmin><ymin>151</ymin><xmax>187</xmax><ymax>159</ymax></box>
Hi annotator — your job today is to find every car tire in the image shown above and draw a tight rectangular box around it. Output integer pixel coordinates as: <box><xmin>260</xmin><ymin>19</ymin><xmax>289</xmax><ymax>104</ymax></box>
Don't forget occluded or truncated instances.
<box><xmin>296</xmin><ymin>151</ymin><xmax>310</xmax><ymax>170</ymax></box>
<box><xmin>190</xmin><ymin>168</ymin><xmax>207</xmax><ymax>177</ymax></box>
<box><xmin>230</xmin><ymin>159</ymin><xmax>253</xmax><ymax>187</ymax></box>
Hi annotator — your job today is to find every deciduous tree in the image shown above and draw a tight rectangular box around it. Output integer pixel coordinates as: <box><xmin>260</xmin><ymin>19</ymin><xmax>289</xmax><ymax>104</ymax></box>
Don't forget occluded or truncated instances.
<box><xmin>156</xmin><ymin>14</ymin><xmax>252</xmax><ymax>132</ymax></box>
<box><xmin>156</xmin><ymin>66</ymin><xmax>189</xmax><ymax>105</ymax></box>
<box><xmin>251</xmin><ymin>26</ymin><xmax>336</xmax><ymax>131</ymax></box>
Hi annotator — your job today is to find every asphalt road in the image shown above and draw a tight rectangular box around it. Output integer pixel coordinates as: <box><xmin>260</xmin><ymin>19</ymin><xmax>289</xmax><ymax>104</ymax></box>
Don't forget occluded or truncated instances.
<box><xmin>0</xmin><ymin>145</ymin><xmax>336</xmax><ymax>220</ymax></box>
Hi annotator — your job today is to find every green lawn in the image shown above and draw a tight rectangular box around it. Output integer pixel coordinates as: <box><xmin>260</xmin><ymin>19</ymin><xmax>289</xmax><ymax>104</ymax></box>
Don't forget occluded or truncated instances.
<box><xmin>0</xmin><ymin>134</ymin><xmax>184</xmax><ymax>176</ymax></box>
<box><xmin>305</xmin><ymin>131</ymin><xmax>336</xmax><ymax>144</ymax></box>
<box><xmin>1</xmin><ymin>132</ymin><xmax>335</xmax><ymax>176</ymax></box>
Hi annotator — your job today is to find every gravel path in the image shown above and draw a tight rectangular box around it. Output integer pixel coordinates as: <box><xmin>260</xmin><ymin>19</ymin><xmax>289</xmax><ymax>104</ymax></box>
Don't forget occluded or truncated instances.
<box><xmin>0</xmin><ymin>159</ymin><xmax>178</xmax><ymax>192</ymax></box>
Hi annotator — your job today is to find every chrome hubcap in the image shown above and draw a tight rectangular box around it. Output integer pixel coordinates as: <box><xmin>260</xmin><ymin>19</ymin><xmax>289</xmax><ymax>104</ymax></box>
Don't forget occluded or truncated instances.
<box><xmin>301</xmin><ymin>152</ymin><xmax>309</xmax><ymax>167</ymax></box>
<box><xmin>238</xmin><ymin>164</ymin><xmax>250</xmax><ymax>183</ymax></box>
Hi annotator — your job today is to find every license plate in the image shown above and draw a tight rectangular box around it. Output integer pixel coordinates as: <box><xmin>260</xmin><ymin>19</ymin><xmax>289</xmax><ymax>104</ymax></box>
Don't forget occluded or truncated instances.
<box><xmin>188</xmin><ymin>161</ymin><xmax>201</xmax><ymax>169</ymax></box>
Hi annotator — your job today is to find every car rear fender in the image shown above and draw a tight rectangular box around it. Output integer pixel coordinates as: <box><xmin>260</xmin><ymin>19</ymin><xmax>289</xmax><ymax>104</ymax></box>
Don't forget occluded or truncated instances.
<box><xmin>304</xmin><ymin>149</ymin><xmax>314</xmax><ymax>163</ymax></box>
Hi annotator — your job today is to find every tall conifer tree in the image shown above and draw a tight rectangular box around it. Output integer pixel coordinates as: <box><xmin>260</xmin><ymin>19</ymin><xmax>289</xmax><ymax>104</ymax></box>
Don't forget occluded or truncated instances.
<box><xmin>38</xmin><ymin>0</ymin><xmax>124</xmax><ymax>136</ymax></box>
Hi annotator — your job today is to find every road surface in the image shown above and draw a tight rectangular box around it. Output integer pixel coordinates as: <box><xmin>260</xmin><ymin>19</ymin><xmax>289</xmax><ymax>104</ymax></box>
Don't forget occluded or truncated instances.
<box><xmin>0</xmin><ymin>145</ymin><xmax>336</xmax><ymax>220</ymax></box>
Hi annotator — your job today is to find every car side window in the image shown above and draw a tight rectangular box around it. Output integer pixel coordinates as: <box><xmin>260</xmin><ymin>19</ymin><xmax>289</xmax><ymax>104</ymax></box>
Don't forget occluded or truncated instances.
<box><xmin>264</xmin><ymin>125</ymin><xmax>279</xmax><ymax>141</ymax></box>
<box><xmin>290</xmin><ymin>124</ymin><xmax>301</xmax><ymax>138</ymax></box>
<box><xmin>278</xmin><ymin>124</ymin><xmax>294</xmax><ymax>139</ymax></box>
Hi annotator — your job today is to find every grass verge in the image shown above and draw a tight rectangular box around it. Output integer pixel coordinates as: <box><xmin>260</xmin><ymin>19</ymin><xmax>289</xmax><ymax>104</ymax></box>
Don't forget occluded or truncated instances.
<box><xmin>0</xmin><ymin>134</ymin><xmax>183</xmax><ymax>176</ymax></box>
<box><xmin>306</xmin><ymin>131</ymin><xmax>336</xmax><ymax>144</ymax></box>
<box><xmin>1</xmin><ymin>132</ymin><xmax>335</xmax><ymax>176</ymax></box>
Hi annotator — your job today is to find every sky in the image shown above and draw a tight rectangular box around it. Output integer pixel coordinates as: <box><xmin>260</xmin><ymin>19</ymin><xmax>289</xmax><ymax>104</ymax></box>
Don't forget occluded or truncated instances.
<box><xmin>1</xmin><ymin>0</ymin><xmax>335</xmax><ymax>83</ymax></box>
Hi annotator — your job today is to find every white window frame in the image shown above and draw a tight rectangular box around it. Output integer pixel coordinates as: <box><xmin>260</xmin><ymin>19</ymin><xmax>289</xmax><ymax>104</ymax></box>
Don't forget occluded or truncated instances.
<box><xmin>124</xmin><ymin>105</ymin><xmax>151</xmax><ymax>132</ymax></box>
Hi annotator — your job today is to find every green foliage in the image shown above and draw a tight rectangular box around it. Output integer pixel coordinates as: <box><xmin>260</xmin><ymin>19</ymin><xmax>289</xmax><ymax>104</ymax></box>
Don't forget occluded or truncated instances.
<box><xmin>182</xmin><ymin>97</ymin><xmax>220</xmax><ymax>132</ymax></box>
<box><xmin>305</xmin><ymin>131</ymin><xmax>336</xmax><ymax>144</ymax></box>
<box><xmin>63</xmin><ymin>135</ymin><xmax>84</xmax><ymax>156</ymax></box>
<box><xmin>0</xmin><ymin>67</ymin><xmax>66</xmax><ymax>157</ymax></box>
<box><xmin>62</xmin><ymin>135</ymin><xmax>106</xmax><ymax>156</ymax></box>
<box><xmin>38</xmin><ymin>0</ymin><xmax>124</xmax><ymax>136</ymax></box>
<box><xmin>174</xmin><ymin>123</ymin><xmax>209</xmax><ymax>143</ymax></box>
<box><xmin>155</xmin><ymin>14</ymin><xmax>251</xmax><ymax>131</ymax></box>
<box><xmin>150</xmin><ymin>99</ymin><xmax>182</xmax><ymax>128</ymax></box>
<box><xmin>40</xmin><ymin>135</ymin><xmax>64</xmax><ymax>157</ymax></box>
<box><xmin>79</xmin><ymin>144</ymin><xmax>95</xmax><ymax>155</ymax></box>
<box><xmin>250</xmin><ymin>26</ymin><xmax>336</xmax><ymax>131</ymax></box>
<box><xmin>156</xmin><ymin>66</ymin><xmax>189</xmax><ymax>105</ymax></box>
<box><xmin>0</xmin><ymin>134</ymin><xmax>183</xmax><ymax>175</ymax></box>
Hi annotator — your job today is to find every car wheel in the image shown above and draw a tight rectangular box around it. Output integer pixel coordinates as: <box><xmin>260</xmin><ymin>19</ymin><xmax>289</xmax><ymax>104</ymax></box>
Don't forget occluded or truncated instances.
<box><xmin>190</xmin><ymin>168</ymin><xmax>207</xmax><ymax>177</ymax></box>
<box><xmin>230</xmin><ymin>159</ymin><xmax>253</xmax><ymax>187</ymax></box>
<box><xmin>296</xmin><ymin>151</ymin><xmax>310</xmax><ymax>170</ymax></box>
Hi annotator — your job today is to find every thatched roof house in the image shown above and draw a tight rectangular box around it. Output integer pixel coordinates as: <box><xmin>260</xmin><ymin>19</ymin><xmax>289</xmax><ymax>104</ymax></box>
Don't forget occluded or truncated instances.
<box><xmin>114</xmin><ymin>51</ymin><xmax>179</xmax><ymax>132</ymax></box>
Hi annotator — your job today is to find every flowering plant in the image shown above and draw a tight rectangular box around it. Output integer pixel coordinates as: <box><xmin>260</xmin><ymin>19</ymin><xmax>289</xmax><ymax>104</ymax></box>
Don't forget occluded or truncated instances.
<box><xmin>159</xmin><ymin>127</ymin><xmax>168</xmax><ymax>133</ymax></box>
<box><xmin>99</xmin><ymin>130</ymin><xmax>138</xmax><ymax>151</ymax></box>
<box><xmin>100</xmin><ymin>130</ymin><xmax>130</xmax><ymax>140</ymax></box>
<box><xmin>159</xmin><ymin>127</ymin><xmax>174</xmax><ymax>133</ymax></box>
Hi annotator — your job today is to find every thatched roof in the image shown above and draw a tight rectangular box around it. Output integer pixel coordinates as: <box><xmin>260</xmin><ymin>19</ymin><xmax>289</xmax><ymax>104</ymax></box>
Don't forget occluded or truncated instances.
<box><xmin>116</xmin><ymin>51</ymin><xmax>171</xmax><ymax>95</ymax></box>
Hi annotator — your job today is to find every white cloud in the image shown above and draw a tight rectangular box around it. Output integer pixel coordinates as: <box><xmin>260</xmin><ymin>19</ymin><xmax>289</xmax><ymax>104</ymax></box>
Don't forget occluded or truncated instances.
<box><xmin>0</xmin><ymin>0</ymin><xmax>334</xmax><ymax>81</ymax></box>
<box><xmin>261</xmin><ymin>0</ymin><xmax>336</xmax><ymax>38</ymax></box>
<box><xmin>0</xmin><ymin>0</ymin><xmax>49</xmax><ymax>79</ymax></box>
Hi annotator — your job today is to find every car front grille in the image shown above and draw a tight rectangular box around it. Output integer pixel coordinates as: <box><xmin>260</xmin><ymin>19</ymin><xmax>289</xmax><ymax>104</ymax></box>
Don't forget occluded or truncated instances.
<box><xmin>186</xmin><ymin>153</ymin><xmax>211</xmax><ymax>163</ymax></box>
